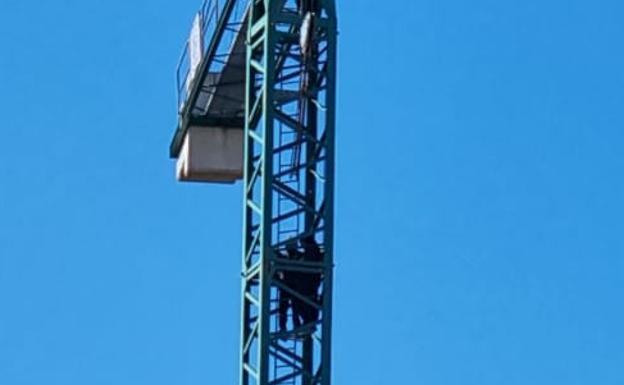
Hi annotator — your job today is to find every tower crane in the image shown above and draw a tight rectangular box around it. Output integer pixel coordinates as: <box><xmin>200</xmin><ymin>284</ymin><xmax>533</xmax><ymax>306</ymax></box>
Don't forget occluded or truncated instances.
<box><xmin>169</xmin><ymin>1</ymin><xmax>337</xmax><ymax>384</ymax></box>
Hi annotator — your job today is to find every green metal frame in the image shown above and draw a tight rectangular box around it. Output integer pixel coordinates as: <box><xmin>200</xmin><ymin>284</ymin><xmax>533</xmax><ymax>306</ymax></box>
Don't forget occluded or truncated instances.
<box><xmin>240</xmin><ymin>1</ymin><xmax>337</xmax><ymax>384</ymax></box>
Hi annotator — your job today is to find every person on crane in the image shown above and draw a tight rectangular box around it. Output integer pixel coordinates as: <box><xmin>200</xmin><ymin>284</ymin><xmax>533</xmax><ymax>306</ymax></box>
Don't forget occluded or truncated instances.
<box><xmin>298</xmin><ymin>236</ymin><xmax>323</xmax><ymax>328</ymax></box>
<box><xmin>278</xmin><ymin>240</ymin><xmax>303</xmax><ymax>333</ymax></box>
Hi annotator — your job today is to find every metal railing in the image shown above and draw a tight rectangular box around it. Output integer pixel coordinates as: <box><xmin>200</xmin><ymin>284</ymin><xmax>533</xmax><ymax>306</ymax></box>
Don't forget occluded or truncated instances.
<box><xmin>175</xmin><ymin>0</ymin><xmax>247</xmax><ymax>112</ymax></box>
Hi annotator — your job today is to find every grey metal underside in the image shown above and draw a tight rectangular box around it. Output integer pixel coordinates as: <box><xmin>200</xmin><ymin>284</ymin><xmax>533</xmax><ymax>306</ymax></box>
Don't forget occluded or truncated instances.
<box><xmin>193</xmin><ymin>20</ymin><xmax>246</xmax><ymax>119</ymax></box>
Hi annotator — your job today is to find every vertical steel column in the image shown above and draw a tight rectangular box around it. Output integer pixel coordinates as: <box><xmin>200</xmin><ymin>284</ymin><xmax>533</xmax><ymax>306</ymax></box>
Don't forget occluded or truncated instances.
<box><xmin>240</xmin><ymin>1</ymin><xmax>337</xmax><ymax>385</ymax></box>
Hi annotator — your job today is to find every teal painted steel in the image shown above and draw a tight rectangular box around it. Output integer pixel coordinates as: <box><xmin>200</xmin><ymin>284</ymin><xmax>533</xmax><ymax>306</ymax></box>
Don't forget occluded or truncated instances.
<box><xmin>241</xmin><ymin>1</ymin><xmax>337</xmax><ymax>384</ymax></box>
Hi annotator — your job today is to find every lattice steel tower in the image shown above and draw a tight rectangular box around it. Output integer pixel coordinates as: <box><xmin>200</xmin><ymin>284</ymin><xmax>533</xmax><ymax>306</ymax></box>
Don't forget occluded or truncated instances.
<box><xmin>169</xmin><ymin>1</ymin><xmax>337</xmax><ymax>385</ymax></box>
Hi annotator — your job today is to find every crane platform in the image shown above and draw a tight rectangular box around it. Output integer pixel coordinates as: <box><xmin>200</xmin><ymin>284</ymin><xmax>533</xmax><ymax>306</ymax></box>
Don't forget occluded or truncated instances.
<box><xmin>170</xmin><ymin>0</ymin><xmax>248</xmax><ymax>183</ymax></box>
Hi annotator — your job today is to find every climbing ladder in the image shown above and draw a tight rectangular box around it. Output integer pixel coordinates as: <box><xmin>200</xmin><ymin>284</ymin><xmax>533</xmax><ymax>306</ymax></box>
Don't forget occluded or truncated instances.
<box><xmin>271</xmin><ymin>94</ymin><xmax>304</xmax><ymax>384</ymax></box>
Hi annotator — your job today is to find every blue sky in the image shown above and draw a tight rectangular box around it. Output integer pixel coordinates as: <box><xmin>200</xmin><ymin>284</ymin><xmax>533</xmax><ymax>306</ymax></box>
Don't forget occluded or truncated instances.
<box><xmin>1</xmin><ymin>0</ymin><xmax>623</xmax><ymax>384</ymax></box>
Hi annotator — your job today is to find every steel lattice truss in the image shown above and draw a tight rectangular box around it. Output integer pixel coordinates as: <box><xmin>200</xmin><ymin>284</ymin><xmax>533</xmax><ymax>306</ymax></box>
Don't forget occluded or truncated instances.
<box><xmin>241</xmin><ymin>1</ymin><xmax>337</xmax><ymax>384</ymax></box>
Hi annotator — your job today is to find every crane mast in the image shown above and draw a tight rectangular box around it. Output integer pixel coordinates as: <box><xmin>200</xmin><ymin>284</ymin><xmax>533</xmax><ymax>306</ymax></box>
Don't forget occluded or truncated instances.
<box><xmin>242</xmin><ymin>1</ymin><xmax>336</xmax><ymax>384</ymax></box>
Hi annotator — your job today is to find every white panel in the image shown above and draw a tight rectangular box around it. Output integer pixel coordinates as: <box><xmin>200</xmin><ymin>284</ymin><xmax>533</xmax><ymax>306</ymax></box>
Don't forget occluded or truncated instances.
<box><xmin>176</xmin><ymin>126</ymin><xmax>243</xmax><ymax>183</ymax></box>
<box><xmin>187</xmin><ymin>13</ymin><xmax>204</xmax><ymax>94</ymax></box>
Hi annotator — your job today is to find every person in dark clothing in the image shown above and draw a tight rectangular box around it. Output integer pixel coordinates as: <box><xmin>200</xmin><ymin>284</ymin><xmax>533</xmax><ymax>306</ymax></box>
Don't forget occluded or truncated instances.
<box><xmin>278</xmin><ymin>241</ymin><xmax>302</xmax><ymax>332</ymax></box>
<box><xmin>299</xmin><ymin>236</ymin><xmax>324</xmax><ymax>327</ymax></box>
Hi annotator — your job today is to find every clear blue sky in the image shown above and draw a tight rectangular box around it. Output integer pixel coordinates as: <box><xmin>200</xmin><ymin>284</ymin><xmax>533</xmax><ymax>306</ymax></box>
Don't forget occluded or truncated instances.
<box><xmin>1</xmin><ymin>1</ymin><xmax>622</xmax><ymax>384</ymax></box>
